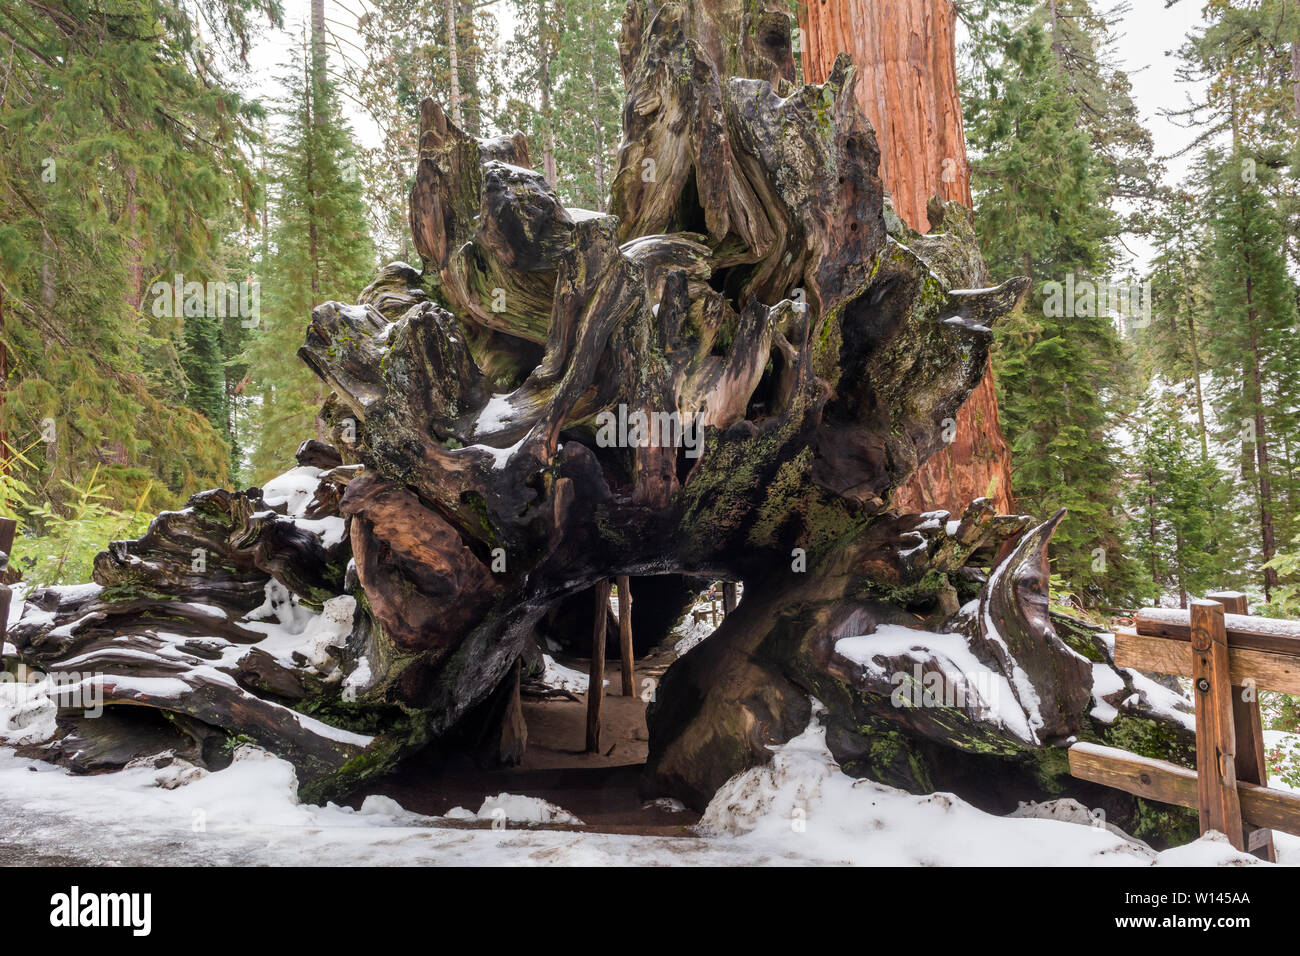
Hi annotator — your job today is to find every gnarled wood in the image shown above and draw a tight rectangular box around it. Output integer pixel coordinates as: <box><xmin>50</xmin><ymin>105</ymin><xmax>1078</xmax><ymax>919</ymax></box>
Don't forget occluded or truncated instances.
<box><xmin>5</xmin><ymin>1</ymin><xmax>1196</xmax><ymax>835</ymax></box>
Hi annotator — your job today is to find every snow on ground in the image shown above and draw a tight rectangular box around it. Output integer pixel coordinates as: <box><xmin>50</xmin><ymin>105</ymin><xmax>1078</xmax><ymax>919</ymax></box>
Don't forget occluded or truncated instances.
<box><xmin>0</xmin><ymin>678</ymin><xmax>57</xmax><ymax>746</ymax></box>
<box><xmin>0</xmin><ymin>701</ymin><xmax>1286</xmax><ymax>866</ymax></box>
<box><xmin>834</xmin><ymin>624</ymin><xmax>1036</xmax><ymax>743</ymax></box>
<box><xmin>260</xmin><ymin>466</ymin><xmax>323</xmax><ymax>517</ymax></box>
<box><xmin>450</xmin><ymin>793</ymin><xmax>584</xmax><ymax>826</ymax></box>
<box><xmin>2</xmin><ymin>559</ymin><xmax>1288</xmax><ymax>866</ymax></box>
<box><xmin>672</xmin><ymin>614</ymin><xmax>714</xmax><ymax>657</ymax></box>
<box><xmin>538</xmin><ymin>654</ymin><xmax>603</xmax><ymax>694</ymax></box>
<box><xmin>670</xmin><ymin>584</ymin><xmax>740</xmax><ymax>658</ymax></box>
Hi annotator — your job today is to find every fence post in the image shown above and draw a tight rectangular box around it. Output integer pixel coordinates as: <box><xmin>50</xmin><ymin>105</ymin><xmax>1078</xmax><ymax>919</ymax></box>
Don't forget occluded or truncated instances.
<box><xmin>1189</xmin><ymin>599</ymin><xmax>1245</xmax><ymax>850</ymax></box>
<box><xmin>1206</xmin><ymin>591</ymin><xmax>1276</xmax><ymax>861</ymax></box>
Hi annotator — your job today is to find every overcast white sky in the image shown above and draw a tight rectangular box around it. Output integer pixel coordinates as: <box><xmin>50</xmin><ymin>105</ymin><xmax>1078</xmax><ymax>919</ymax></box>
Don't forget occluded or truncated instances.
<box><xmin>236</xmin><ymin>0</ymin><xmax>1213</xmax><ymax>272</ymax></box>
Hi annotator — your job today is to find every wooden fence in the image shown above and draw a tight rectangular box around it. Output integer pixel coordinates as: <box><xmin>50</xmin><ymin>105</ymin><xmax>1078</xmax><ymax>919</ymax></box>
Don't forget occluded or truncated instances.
<box><xmin>1069</xmin><ymin>592</ymin><xmax>1300</xmax><ymax>861</ymax></box>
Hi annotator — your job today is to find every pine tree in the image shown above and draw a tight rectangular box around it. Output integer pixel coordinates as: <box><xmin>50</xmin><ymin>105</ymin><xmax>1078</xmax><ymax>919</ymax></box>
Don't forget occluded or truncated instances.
<box><xmin>1134</xmin><ymin>189</ymin><xmax>1213</xmax><ymax>460</ymax></box>
<box><xmin>1172</xmin><ymin>0</ymin><xmax>1300</xmax><ymax>268</ymax></box>
<box><xmin>502</xmin><ymin>0</ymin><xmax>565</xmax><ymax>187</ymax></box>
<box><xmin>1125</xmin><ymin>389</ymin><xmax>1244</xmax><ymax>607</ymax></box>
<box><xmin>1200</xmin><ymin>147</ymin><xmax>1300</xmax><ymax>599</ymax></box>
<box><xmin>1037</xmin><ymin>0</ymin><xmax>1162</xmax><ymax>220</ymax></box>
<box><xmin>965</xmin><ymin>17</ymin><xmax>1141</xmax><ymax>604</ymax></box>
<box><xmin>350</xmin><ymin>0</ymin><xmax>502</xmax><ymax>257</ymax></box>
<box><xmin>246</xmin><ymin>40</ymin><xmax>375</xmax><ymax>482</ymax></box>
<box><xmin>0</xmin><ymin>0</ymin><xmax>278</xmax><ymax>516</ymax></box>
<box><xmin>502</xmin><ymin>0</ymin><xmax>622</xmax><ymax>211</ymax></box>
<box><xmin>551</xmin><ymin>0</ymin><xmax>622</xmax><ymax>210</ymax></box>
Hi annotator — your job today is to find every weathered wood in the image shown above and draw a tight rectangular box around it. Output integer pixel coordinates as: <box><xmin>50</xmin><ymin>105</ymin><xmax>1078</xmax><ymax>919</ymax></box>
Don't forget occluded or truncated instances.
<box><xmin>1231</xmin><ymin>683</ymin><xmax>1276</xmax><ymax>860</ymax></box>
<box><xmin>721</xmin><ymin>581</ymin><xmax>737</xmax><ymax>616</ymax></box>
<box><xmin>616</xmin><ymin>575</ymin><xmax>635</xmax><ymax>697</ymax></box>
<box><xmin>1134</xmin><ymin>606</ymin><xmax>1300</xmax><ymax>653</ymax></box>
<box><xmin>1205</xmin><ymin>591</ymin><xmax>1275</xmax><ymax>861</ymax></box>
<box><xmin>798</xmin><ymin>0</ymin><xmax>1013</xmax><ymax>516</ymax></box>
<box><xmin>1189</xmin><ymin>600</ymin><xmax>1244</xmax><ymax>849</ymax></box>
<box><xmin>1115</xmin><ymin>629</ymin><xmax>1300</xmax><ymax>694</ymax></box>
<box><xmin>1070</xmin><ymin>742</ymin><xmax>1199</xmax><ymax>810</ymax></box>
<box><xmin>586</xmin><ymin>578</ymin><xmax>610</xmax><ymax>753</ymax></box>
<box><xmin>1069</xmin><ymin>742</ymin><xmax>1300</xmax><ymax>837</ymax></box>
<box><xmin>975</xmin><ymin>509</ymin><xmax>1090</xmax><ymax>741</ymax></box>
<box><xmin>1205</xmin><ymin>591</ymin><xmax>1248</xmax><ymax>614</ymax></box>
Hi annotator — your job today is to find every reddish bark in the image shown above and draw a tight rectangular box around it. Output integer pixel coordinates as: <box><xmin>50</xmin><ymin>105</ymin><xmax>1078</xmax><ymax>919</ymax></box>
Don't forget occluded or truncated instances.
<box><xmin>798</xmin><ymin>0</ymin><xmax>1015</xmax><ymax>514</ymax></box>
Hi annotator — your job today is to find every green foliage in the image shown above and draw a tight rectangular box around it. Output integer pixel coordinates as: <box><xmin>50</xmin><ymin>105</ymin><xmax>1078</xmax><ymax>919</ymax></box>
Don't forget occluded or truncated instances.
<box><xmin>1199</xmin><ymin>149</ymin><xmax>1300</xmax><ymax>591</ymax></box>
<box><xmin>966</xmin><ymin>12</ymin><xmax>1142</xmax><ymax>604</ymax></box>
<box><xmin>0</xmin><ymin>0</ymin><xmax>281</xmax><ymax>520</ymax></box>
<box><xmin>245</xmin><ymin>48</ymin><xmax>376</xmax><ymax>482</ymax></box>
<box><xmin>12</xmin><ymin>465</ymin><xmax>152</xmax><ymax>588</ymax></box>
<box><xmin>502</xmin><ymin>0</ymin><xmax>623</xmax><ymax>211</ymax></box>
<box><xmin>1124</xmin><ymin>389</ymin><xmax>1246</xmax><ymax>605</ymax></box>
<box><xmin>1264</xmin><ymin>537</ymin><xmax>1300</xmax><ymax>617</ymax></box>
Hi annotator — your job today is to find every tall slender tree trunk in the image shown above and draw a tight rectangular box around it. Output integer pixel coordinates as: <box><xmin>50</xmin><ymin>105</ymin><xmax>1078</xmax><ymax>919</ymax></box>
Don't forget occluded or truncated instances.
<box><xmin>590</xmin><ymin>67</ymin><xmax>607</xmax><ymax>211</ymax></box>
<box><xmin>1181</xmin><ymin>260</ymin><xmax>1209</xmax><ymax>460</ymax></box>
<box><xmin>539</xmin><ymin>0</ymin><xmax>560</xmax><ymax>187</ymax></box>
<box><xmin>1244</xmin><ymin>290</ymin><xmax>1278</xmax><ymax>599</ymax></box>
<box><xmin>311</xmin><ymin>0</ymin><xmax>326</xmax><ymax>88</ymax></box>
<box><xmin>1146</xmin><ymin>465</ymin><xmax>1158</xmax><ymax>582</ymax></box>
<box><xmin>1175</xmin><ymin>529</ymin><xmax>1187</xmax><ymax>609</ymax></box>
<box><xmin>1292</xmin><ymin>15</ymin><xmax>1300</xmax><ymax>123</ymax></box>
<box><xmin>798</xmin><ymin>0</ymin><xmax>1014</xmax><ymax>515</ymax></box>
<box><xmin>446</xmin><ymin>0</ymin><xmax>463</xmax><ymax>127</ymax></box>
<box><xmin>459</xmin><ymin>1</ymin><xmax>479</xmax><ymax>135</ymax></box>
<box><xmin>260</xmin><ymin>116</ymin><xmax>269</xmax><ymax>264</ymax></box>
<box><xmin>1228</xmin><ymin>80</ymin><xmax>1278</xmax><ymax>599</ymax></box>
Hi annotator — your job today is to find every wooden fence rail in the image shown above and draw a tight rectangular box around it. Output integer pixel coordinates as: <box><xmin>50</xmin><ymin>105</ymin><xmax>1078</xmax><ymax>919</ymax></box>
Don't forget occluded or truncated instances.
<box><xmin>1069</xmin><ymin>592</ymin><xmax>1300</xmax><ymax>861</ymax></box>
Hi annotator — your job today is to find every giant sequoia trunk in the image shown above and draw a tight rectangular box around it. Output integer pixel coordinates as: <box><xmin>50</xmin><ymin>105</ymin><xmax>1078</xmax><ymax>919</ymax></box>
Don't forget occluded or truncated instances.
<box><xmin>798</xmin><ymin>0</ymin><xmax>1015</xmax><ymax>516</ymax></box>
<box><xmin>8</xmin><ymin>0</ymin><xmax>1195</xmax><ymax>838</ymax></box>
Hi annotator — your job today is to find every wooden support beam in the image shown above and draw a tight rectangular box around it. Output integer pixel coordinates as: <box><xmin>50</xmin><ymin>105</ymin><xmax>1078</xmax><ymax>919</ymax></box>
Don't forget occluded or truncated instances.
<box><xmin>585</xmin><ymin>578</ymin><xmax>610</xmax><ymax>753</ymax></box>
<box><xmin>1206</xmin><ymin>591</ymin><xmax>1276</xmax><ymax>862</ymax></box>
<box><xmin>1069</xmin><ymin>743</ymin><xmax>1300</xmax><ymax>836</ymax></box>
<box><xmin>722</xmin><ymin>582</ymin><xmax>737</xmax><ymax>616</ymax></box>
<box><xmin>1189</xmin><ymin>600</ymin><xmax>1244</xmax><ymax>850</ymax></box>
<box><xmin>616</xmin><ymin>575</ymin><xmax>635</xmax><ymax>697</ymax></box>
